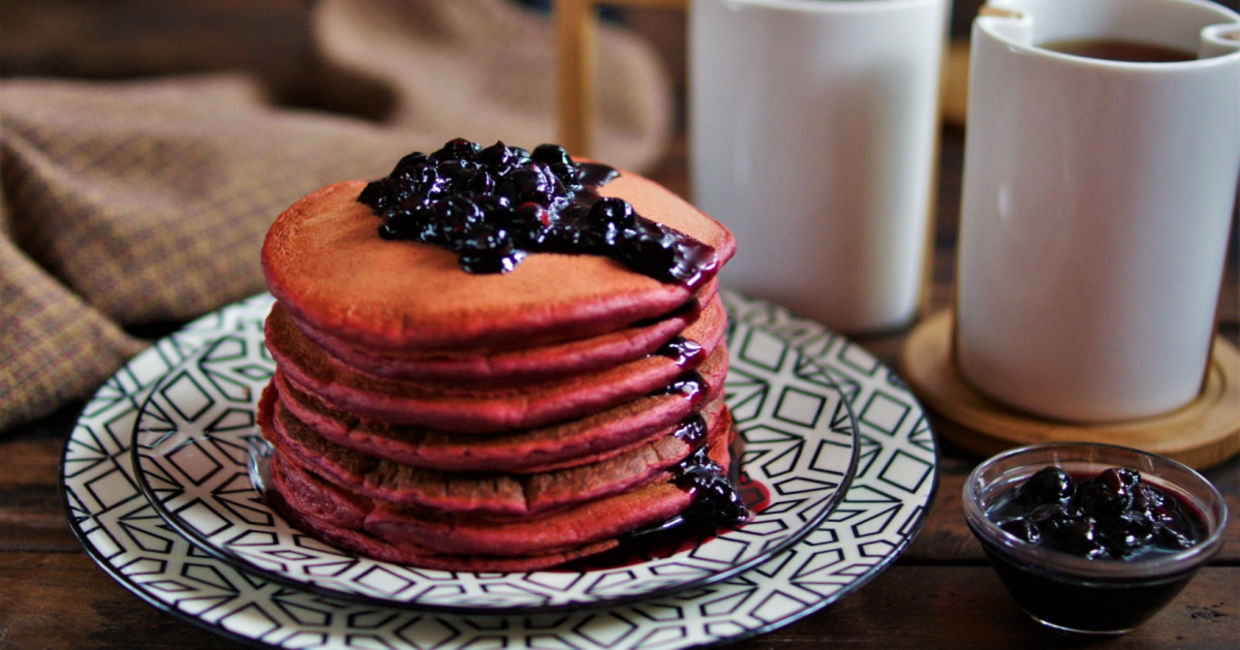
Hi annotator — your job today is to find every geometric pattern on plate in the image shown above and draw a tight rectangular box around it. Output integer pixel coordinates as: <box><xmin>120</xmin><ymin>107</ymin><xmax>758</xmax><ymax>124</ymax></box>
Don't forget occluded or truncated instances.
<box><xmin>64</xmin><ymin>290</ymin><xmax>937</xmax><ymax>648</ymax></box>
<box><xmin>129</xmin><ymin>292</ymin><xmax>857</xmax><ymax>612</ymax></box>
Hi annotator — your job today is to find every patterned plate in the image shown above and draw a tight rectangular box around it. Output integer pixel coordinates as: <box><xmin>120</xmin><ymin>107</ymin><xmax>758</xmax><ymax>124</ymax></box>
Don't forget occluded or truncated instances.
<box><xmin>63</xmin><ymin>291</ymin><xmax>937</xmax><ymax>647</ymax></box>
<box><xmin>129</xmin><ymin>293</ymin><xmax>858</xmax><ymax>612</ymax></box>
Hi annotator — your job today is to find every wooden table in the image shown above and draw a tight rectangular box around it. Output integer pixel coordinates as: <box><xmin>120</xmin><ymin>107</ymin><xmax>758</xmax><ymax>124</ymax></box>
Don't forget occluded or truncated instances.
<box><xmin>2</xmin><ymin>127</ymin><xmax>1237</xmax><ymax>648</ymax></box>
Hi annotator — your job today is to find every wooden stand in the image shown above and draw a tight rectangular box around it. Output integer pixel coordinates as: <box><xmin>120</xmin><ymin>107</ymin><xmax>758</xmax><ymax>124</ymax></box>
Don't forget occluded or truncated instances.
<box><xmin>554</xmin><ymin>0</ymin><xmax>688</xmax><ymax>157</ymax></box>
<box><xmin>899</xmin><ymin>309</ymin><xmax>1240</xmax><ymax>469</ymax></box>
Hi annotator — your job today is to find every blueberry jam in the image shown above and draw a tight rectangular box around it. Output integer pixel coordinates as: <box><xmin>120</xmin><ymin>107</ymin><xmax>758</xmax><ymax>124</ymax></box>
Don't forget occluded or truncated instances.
<box><xmin>671</xmin><ymin>414</ymin><xmax>708</xmax><ymax>446</ymax></box>
<box><xmin>987</xmin><ymin>467</ymin><xmax>1206</xmax><ymax>561</ymax></box>
<box><xmin>648</xmin><ymin>411</ymin><xmax>749</xmax><ymax>529</ymax></box>
<box><xmin>652</xmin><ymin>371</ymin><xmax>707</xmax><ymax>403</ymax></box>
<box><xmin>672</xmin><ymin>445</ymin><xmax>751</xmax><ymax>527</ymax></box>
<box><xmin>560</xmin><ymin>433</ymin><xmax>761</xmax><ymax>571</ymax></box>
<box><xmin>358</xmin><ymin>137</ymin><xmax>718</xmax><ymax>285</ymax></box>
<box><xmin>654</xmin><ymin>336</ymin><xmax>705</xmax><ymax>367</ymax></box>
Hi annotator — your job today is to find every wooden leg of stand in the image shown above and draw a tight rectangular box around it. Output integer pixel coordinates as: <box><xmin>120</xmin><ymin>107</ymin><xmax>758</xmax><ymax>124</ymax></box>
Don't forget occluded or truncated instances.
<box><xmin>555</xmin><ymin>0</ymin><xmax>596</xmax><ymax>157</ymax></box>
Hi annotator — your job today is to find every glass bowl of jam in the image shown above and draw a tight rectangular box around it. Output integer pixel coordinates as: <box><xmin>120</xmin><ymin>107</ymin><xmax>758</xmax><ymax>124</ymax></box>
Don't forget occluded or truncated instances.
<box><xmin>963</xmin><ymin>442</ymin><xmax>1227</xmax><ymax>637</ymax></box>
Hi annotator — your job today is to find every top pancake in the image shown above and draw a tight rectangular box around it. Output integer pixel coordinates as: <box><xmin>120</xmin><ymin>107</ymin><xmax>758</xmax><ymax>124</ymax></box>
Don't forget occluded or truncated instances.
<box><xmin>290</xmin><ymin>280</ymin><xmax>718</xmax><ymax>384</ymax></box>
<box><xmin>261</xmin><ymin>174</ymin><xmax>736</xmax><ymax>351</ymax></box>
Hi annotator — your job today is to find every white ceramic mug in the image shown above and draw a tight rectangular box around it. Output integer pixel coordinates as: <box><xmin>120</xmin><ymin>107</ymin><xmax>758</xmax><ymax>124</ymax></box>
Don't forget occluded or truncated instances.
<box><xmin>688</xmin><ymin>0</ymin><xmax>948</xmax><ymax>334</ymax></box>
<box><xmin>956</xmin><ymin>0</ymin><xmax>1240</xmax><ymax>422</ymax></box>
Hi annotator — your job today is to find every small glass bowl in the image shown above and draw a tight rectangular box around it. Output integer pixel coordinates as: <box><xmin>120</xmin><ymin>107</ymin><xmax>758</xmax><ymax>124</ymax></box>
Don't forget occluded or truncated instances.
<box><xmin>963</xmin><ymin>442</ymin><xmax>1227</xmax><ymax>636</ymax></box>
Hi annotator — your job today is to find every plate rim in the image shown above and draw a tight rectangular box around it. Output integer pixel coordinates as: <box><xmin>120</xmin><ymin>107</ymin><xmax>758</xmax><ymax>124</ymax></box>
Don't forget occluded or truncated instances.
<box><xmin>126</xmin><ymin>309</ymin><xmax>861</xmax><ymax>614</ymax></box>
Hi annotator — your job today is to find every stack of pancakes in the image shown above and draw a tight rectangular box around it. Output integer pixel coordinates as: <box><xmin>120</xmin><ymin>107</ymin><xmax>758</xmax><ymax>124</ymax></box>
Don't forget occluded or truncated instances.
<box><xmin>258</xmin><ymin>166</ymin><xmax>738</xmax><ymax>571</ymax></box>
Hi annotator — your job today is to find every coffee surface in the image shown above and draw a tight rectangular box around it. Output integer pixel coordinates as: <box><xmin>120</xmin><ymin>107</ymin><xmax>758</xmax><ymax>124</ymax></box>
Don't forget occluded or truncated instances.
<box><xmin>1039</xmin><ymin>38</ymin><xmax>1196</xmax><ymax>63</ymax></box>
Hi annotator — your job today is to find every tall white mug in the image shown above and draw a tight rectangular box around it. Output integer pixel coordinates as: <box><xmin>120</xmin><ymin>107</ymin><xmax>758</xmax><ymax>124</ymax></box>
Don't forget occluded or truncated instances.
<box><xmin>956</xmin><ymin>0</ymin><xmax>1240</xmax><ymax>422</ymax></box>
<box><xmin>688</xmin><ymin>0</ymin><xmax>949</xmax><ymax>334</ymax></box>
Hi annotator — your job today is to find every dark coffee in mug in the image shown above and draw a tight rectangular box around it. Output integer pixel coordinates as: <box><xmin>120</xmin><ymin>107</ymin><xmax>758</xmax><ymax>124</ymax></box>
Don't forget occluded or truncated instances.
<box><xmin>1039</xmin><ymin>38</ymin><xmax>1197</xmax><ymax>62</ymax></box>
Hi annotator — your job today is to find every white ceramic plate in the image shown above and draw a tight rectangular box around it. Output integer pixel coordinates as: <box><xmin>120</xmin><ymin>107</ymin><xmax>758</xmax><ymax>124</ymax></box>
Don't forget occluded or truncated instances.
<box><xmin>128</xmin><ymin>292</ymin><xmax>858</xmax><ymax>611</ymax></box>
<box><xmin>63</xmin><ymin>291</ymin><xmax>937</xmax><ymax>647</ymax></box>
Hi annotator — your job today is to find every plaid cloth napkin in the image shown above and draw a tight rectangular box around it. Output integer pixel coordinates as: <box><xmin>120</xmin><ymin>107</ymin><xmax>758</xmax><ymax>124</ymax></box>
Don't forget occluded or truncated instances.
<box><xmin>0</xmin><ymin>0</ymin><xmax>672</xmax><ymax>432</ymax></box>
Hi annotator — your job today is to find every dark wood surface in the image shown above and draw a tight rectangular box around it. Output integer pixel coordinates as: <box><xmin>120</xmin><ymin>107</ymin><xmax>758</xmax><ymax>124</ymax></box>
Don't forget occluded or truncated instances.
<box><xmin>2</xmin><ymin>2</ymin><xmax>1238</xmax><ymax>645</ymax></box>
<box><xmin>2</xmin><ymin>127</ymin><xmax>1238</xmax><ymax>649</ymax></box>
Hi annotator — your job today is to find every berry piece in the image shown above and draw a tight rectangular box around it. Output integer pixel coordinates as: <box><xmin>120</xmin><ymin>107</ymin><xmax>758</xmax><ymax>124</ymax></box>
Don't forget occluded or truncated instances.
<box><xmin>391</xmin><ymin>151</ymin><xmax>432</xmax><ymax>176</ymax></box>
<box><xmin>1074</xmin><ymin>468</ymin><xmax>1139</xmax><ymax>516</ymax></box>
<box><xmin>358</xmin><ymin>179</ymin><xmax>391</xmax><ymax>210</ymax></box>
<box><xmin>431</xmin><ymin>137</ymin><xmax>480</xmax><ymax>162</ymax></box>
<box><xmin>674</xmin><ymin>446</ymin><xmax>749</xmax><ymax>527</ymax></box>
<box><xmin>458</xmin><ymin>168</ymin><xmax>495</xmax><ymax>196</ymax></box>
<box><xmin>1015</xmin><ymin>467</ymin><xmax>1074</xmax><ymax>506</ymax></box>
<box><xmin>380</xmin><ymin>206</ymin><xmax>421</xmax><ymax>240</ymax></box>
<box><xmin>428</xmin><ymin>196</ymin><xmax>483</xmax><ymax>243</ymax></box>
<box><xmin>1101</xmin><ymin>511</ymin><xmax>1157</xmax><ymax>558</ymax></box>
<box><xmin>476</xmin><ymin>141</ymin><xmax>520</xmax><ymax>175</ymax></box>
<box><xmin>501</xmin><ymin>164</ymin><xmax>558</xmax><ymax>207</ymax></box>
<box><xmin>458</xmin><ymin>227</ymin><xmax>524</xmax><ymax>274</ymax></box>
<box><xmin>588</xmin><ymin>197</ymin><xmax>636</xmax><ymax>228</ymax></box>
<box><xmin>620</xmin><ymin>231</ymin><xmax>679</xmax><ymax>280</ymax></box>
<box><xmin>532</xmin><ymin>143</ymin><xmax>573</xmax><ymax>168</ymax></box>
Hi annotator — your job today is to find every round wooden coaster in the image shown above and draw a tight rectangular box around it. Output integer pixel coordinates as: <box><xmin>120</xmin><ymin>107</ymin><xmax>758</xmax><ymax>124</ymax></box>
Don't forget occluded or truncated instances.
<box><xmin>899</xmin><ymin>309</ymin><xmax>1240</xmax><ymax>469</ymax></box>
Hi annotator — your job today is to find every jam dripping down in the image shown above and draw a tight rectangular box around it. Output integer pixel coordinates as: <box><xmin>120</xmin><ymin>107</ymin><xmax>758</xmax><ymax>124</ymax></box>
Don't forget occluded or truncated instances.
<box><xmin>358</xmin><ymin>137</ymin><xmax>718</xmax><ymax>287</ymax></box>
<box><xmin>633</xmin><ymin>411</ymin><xmax>750</xmax><ymax>531</ymax></box>
<box><xmin>670</xmin><ymin>414</ymin><xmax>707</xmax><ymax>446</ymax></box>
<box><xmin>560</xmin><ymin>431</ymin><xmax>759</xmax><ymax>571</ymax></box>
<box><xmin>672</xmin><ymin>444</ymin><xmax>751</xmax><ymax>528</ymax></box>
<box><xmin>651</xmin><ymin>371</ymin><xmax>707</xmax><ymax>406</ymax></box>
<box><xmin>654</xmin><ymin>336</ymin><xmax>705</xmax><ymax>368</ymax></box>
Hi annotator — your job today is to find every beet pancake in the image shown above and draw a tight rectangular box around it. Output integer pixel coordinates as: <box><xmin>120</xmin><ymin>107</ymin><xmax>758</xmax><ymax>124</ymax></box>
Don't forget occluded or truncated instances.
<box><xmin>264</xmin><ymin>299</ymin><xmax>728</xmax><ymax>433</ymax></box>
<box><xmin>268</xmin><ymin>407</ymin><xmax>734</xmax><ymax>559</ymax></box>
<box><xmin>261</xmin><ymin>381</ymin><xmax>727</xmax><ymax>516</ymax></box>
<box><xmin>261</xmin><ymin>176</ymin><xmax>736</xmax><ymax>352</ymax></box>
<box><xmin>266</xmin><ymin>454</ymin><xmax>618</xmax><ymax>571</ymax></box>
<box><xmin>292</xmin><ymin>279</ymin><xmax>720</xmax><ymax>384</ymax></box>
<box><xmin>270</xmin><ymin>347</ymin><xmax>726</xmax><ymax>474</ymax></box>
<box><xmin>258</xmin><ymin>139</ymin><xmax>747</xmax><ymax>571</ymax></box>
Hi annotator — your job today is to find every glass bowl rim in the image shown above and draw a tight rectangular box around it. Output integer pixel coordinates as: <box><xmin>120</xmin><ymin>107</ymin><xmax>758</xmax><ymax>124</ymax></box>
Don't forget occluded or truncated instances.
<box><xmin>962</xmin><ymin>441</ymin><xmax>1228</xmax><ymax>580</ymax></box>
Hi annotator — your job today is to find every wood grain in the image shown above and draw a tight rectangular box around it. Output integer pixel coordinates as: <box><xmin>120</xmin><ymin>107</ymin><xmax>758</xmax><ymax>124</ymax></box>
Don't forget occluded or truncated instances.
<box><xmin>1</xmin><ymin>4</ymin><xmax>1237</xmax><ymax>645</ymax></box>
<box><xmin>901</xmin><ymin>311</ymin><xmax>1240</xmax><ymax>469</ymax></box>
<box><xmin>2</xmin><ymin>553</ymin><xmax>1236</xmax><ymax>649</ymax></box>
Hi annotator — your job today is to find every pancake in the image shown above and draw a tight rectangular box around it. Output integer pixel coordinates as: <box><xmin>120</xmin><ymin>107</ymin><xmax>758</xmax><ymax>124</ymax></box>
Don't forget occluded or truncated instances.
<box><xmin>267</xmin><ymin>454</ymin><xmax>619</xmax><ymax>572</ymax></box>
<box><xmin>261</xmin><ymin>381</ymin><xmax>727</xmax><ymax>516</ymax></box>
<box><xmin>293</xmin><ymin>279</ymin><xmax>720</xmax><ymax>384</ymax></box>
<box><xmin>270</xmin><ymin>347</ymin><xmax>727</xmax><ymax>474</ymax></box>
<box><xmin>268</xmin><ymin>406</ymin><xmax>734</xmax><ymax>559</ymax></box>
<box><xmin>265</xmin><ymin>298</ymin><xmax>728</xmax><ymax>433</ymax></box>
<box><xmin>261</xmin><ymin>176</ymin><xmax>737</xmax><ymax>352</ymax></box>
<box><xmin>257</xmin><ymin>140</ymin><xmax>746</xmax><ymax>571</ymax></box>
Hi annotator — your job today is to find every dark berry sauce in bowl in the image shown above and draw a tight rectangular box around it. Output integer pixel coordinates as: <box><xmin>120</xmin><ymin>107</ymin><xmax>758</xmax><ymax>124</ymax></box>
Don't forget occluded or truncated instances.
<box><xmin>963</xmin><ymin>442</ymin><xmax>1226</xmax><ymax>637</ymax></box>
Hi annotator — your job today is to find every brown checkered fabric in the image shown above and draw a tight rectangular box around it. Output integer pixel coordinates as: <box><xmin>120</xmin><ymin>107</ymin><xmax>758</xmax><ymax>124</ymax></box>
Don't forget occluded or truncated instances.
<box><xmin>0</xmin><ymin>0</ymin><xmax>671</xmax><ymax>432</ymax></box>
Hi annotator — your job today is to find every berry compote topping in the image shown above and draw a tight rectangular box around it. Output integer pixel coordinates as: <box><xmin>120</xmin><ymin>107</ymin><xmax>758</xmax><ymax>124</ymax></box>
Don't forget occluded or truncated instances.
<box><xmin>557</xmin><ymin>433</ymin><xmax>762</xmax><ymax>571</ymax></box>
<box><xmin>671</xmin><ymin>414</ymin><xmax>708</xmax><ymax>447</ymax></box>
<box><xmin>673</xmin><ymin>444</ymin><xmax>750</xmax><ymax>528</ymax></box>
<box><xmin>654</xmin><ymin>336</ymin><xmax>705</xmax><ymax>367</ymax></box>
<box><xmin>357</xmin><ymin>137</ymin><xmax>719</xmax><ymax>286</ymax></box>
<box><xmin>651</xmin><ymin>371</ymin><xmax>707</xmax><ymax>403</ymax></box>
<box><xmin>987</xmin><ymin>466</ymin><xmax>1206</xmax><ymax>561</ymax></box>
